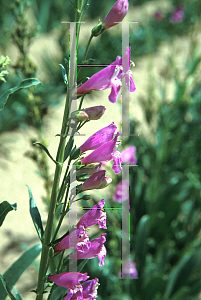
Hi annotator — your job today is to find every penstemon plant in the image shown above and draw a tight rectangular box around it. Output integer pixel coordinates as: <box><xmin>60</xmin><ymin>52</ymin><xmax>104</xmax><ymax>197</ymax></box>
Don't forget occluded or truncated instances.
<box><xmin>0</xmin><ymin>0</ymin><xmax>136</xmax><ymax>299</ymax></box>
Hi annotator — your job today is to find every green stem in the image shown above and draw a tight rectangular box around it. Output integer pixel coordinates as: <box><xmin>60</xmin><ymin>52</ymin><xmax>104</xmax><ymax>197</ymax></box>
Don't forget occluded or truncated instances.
<box><xmin>56</xmin><ymin>156</ymin><xmax>71</xmax><ymax>204</ymax></box>
<box><xmin>53</xmin><ymin>185</ymin><xmax>70</xmax><ymax>241</ymax></box>
<box><xmin>78</xmin><ymin>95</ymin><xmax>85</xmax><ymax>110</ymax></box>
<box><xmin>36</xmin><ymin>87</ymin><xmax>70</xmax><ymax>300</ymax></box>
<box><xmin>76</xmin><ymin>0</ymin><xmax>84</xmax><ymax>41</ymax></box>
<box><xmin>82</xmin><ymin>34</ymin><xmax>93</xmax><ymax>63</ymax></box>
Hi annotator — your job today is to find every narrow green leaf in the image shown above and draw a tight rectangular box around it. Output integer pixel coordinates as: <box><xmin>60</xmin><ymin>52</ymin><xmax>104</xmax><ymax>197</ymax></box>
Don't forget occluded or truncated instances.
<box><xmin>163</xmin><ymin>251</ymin><xmax>200</xmax><ymax>298</ymax></box>
<box><xmin>0</xmin><ymin>78</ymin><xmax>42</xmax><ymax>111</ymax></box>
<box><xmin>0</xmin><ymin>201</ymin><xmax>17</xmax><ymax>227</ymax></box>
<box><xmin>135</xmin><ymin>215</ymin><xmax>150</xmax><ymax>274</ymax></box>
<box><xmin>50</xmin><ymin>286</ymin><xmax>67</xmax><ymax>300</ymax></box>
<box><xmin>33</xmin><ymin>142</ymin><xmax>58</xmax><ymax>165</ymax></box>
<box><xmin>0</xmin><ymin>243</ymin><xmax>42</xmax><ymax>300</ymax></box>
<box><xmin>13</xmin><ymin>287</ymin><xmax>23</xmax><ymax>300</ymax></box>
<box><xmin>27</xmin><ymin>185</ymin><xmax>44</xmax><ymax>240</ymax></box>
<box><xmin>64</xmin><ymin>137</ymin><xmax>74</xmax><ymax>161</ymax></box>
<box><xmin>0</xmin><ymin>275</ymin><xmax>16</xmax><ymax>300</ymax></box>
<box><xmin>59</xmin><ymin>64</ymin><xmax>68</xmax><ymax>85</ymax></box>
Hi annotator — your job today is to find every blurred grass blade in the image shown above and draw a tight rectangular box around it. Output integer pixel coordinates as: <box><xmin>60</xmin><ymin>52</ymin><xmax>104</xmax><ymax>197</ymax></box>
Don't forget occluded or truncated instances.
<box><xmin>164</xmin><ymin>250</ymin><xmax>201</xmax><ymax>298</ymax></box>
<box><xmin>33</xmin><ymin>142</ymin><xmax>58</xmax><ymax>165</ymax></box>
<box><xmin>135</xmin><ymin>215</ymin><xmax>150</xmax><ymax>274</ymax></box>
<box><xmin>0</xmin><ymin>275</ymin><xmax>16</xmax><ymax>300</ymax></box>
<box><xmin>27</xmin><ymin>185</ymin><xmax>44</xmax><ymax>240</ymax></box>
<box><xmin>50</xmin><ymin>286</ymin><xmax>67</xmax><ymax>300</ymax></box>
<box><xmin>0</xmin><ymin>243</ymin><xmax>42</xmax><ymax>300</ymax></box>
<box><xmin>0</xmin><ymin>78</ymin><xmax>42</xmax><ymax>111</ymax></box>
<box><xmin>0</xmin><ymin>201</ymin><xmax>17</xmax><ymax>227</ymax></box>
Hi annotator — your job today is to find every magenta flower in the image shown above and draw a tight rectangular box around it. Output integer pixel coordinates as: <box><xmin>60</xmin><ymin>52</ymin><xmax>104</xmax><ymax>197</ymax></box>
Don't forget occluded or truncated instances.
<box><xmin>121</xmin><ymin>146</ymin><xmax>137</xmax><ymax>165</ymax></box>
<box><xmin>66</xmin><ymin>278</ymin><xmax>99</xmax><ymax>300</ymax></box>
<box><xmin>112</xmin><ymin>149</ymin><xmax>122</xmax><ymax>174</ymax></box>
<box><xmin>114</xmin><ymin>180</ymin><xmax>129</xmax><ymax>202</ymax></box>
<box><xmin>71</xmin><ymin>233</ymin><xmax>107</xmax><ymax>266</ymax></box>
<box><xmin>103</xmin><ymin>0</ymin><xmax>129</xmax><ymax>29</ymax></box>
<box><xmin>76</xmin><ymin>199</ymin><xmax>106</xmax><ymax>230</ymax></box>
<box><xmin>78</xmin><ymin>170</ymin><xmax>111</xmax><ymax>192</ymax></box>
<box><xmin>48</xmin><ymin>272</ymin><xmax>89</xmax><ymax>289</ymax></box>
<box><xmin>80</xmin><ymin>122</ymin><xmax>117</xmax><ymax>153</ymax></box>
<box><xmin>170</xmin><ymin>5</ymin><xmax>184</xmax><ymax>23</ymax></box>
<box><xmin>81</xmin><ymin>132</ymin><xmax>122</xmax><ymax>174</ymax></box>
<box><xmin>54</xmin><ymin>227</ymin><xmax>90</xmax><ymax>253</ymax></box>
<box><xmin>77</xmin><ymin>47</ymin><xmax>135</xmax><ymax>103</ymax></box>
<box><xmin>121</xmin><ymin>260</ymin><xmax>138</xmax><ymax>278</ymax></box>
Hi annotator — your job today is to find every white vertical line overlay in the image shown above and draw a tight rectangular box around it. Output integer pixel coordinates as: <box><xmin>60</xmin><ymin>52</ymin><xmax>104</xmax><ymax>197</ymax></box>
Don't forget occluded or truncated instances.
<box><xmin>122</xmin><ymin>22</ymin><xmax>130</xmax><ymax>137</ymax></box>
<box><xmin>68</xmin><ymin>23</ymin><xmax>78</xmax><ymax>273</ymax></box>
<box><xmin>121</xmin><ymin>165</ymin><xmax>130</xmax><ymax>278</ymax></box>
<box><xmin>69</xmin><ymin>22</ymin><xmax>78</xmax><ymax>137</ymax></box>
<box><xmin>69</xmin><ymin>165</ymin><xmax>77</xmax><ymax>272</ymax></box>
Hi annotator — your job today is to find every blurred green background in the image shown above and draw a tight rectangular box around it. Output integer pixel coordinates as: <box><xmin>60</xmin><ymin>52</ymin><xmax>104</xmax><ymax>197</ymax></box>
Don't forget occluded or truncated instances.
<box><xmin>1</xmin><ymin>0</ymin><xmax>201</xmax><ymax>299</ymax></box>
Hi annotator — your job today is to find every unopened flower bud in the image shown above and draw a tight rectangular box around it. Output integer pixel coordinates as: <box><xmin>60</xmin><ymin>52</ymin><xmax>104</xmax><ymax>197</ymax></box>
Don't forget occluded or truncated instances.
<box><xmin>96</xmin><ymin>177</ymin><xmax>112</xmax><ymax>189</ymax></box>
<box><xmin>102</xmin><ymin>0</ymin><xmax>129</xmax><ymax>30</ymax></box>
<box><xmin>91</xmin><ymin>21</ymin><xmax>104</xmax><ymax>37</ymax></box>
<box><xmin>78</xmin><ymin>170</ymin><xmax>107</xmax><ymax>192</ymax></box>
<box><xmin>84</xmin><ymin>106</ymin><xmax>106</xmax><ymax>120</ymax></box>
<box><xmin>71</xmin><ymin>110</ymin><xmax>89</xmax><ymax>121</ymax></box>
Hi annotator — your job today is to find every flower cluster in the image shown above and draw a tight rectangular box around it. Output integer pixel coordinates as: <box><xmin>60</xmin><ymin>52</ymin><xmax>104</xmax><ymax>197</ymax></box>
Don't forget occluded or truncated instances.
<box><xmin>79</xmin><ymin>122</ymin><xmax>122</xmax><ymax>175</ymax></box>
<box><xmin>50</xmin><ymin>200</ymin><xmax>106</xmax><ymax>299</ymax></box>
<box><xmin>47</xmin><ymin>1</ymin><xmax>135</xmax><ymax>299</ymax></box>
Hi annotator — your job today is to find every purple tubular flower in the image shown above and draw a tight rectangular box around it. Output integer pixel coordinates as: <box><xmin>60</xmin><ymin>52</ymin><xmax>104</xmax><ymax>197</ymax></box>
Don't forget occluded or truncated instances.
<box><xmin>81</xmin><ymin>132</ymin><xmax>122</xmax><ymax>174</ymax></box>
<box><xmin>112</xmin><ymin>150</ymin><xmax>122</xmax><ymax>174</ymax></box>
<box><xmin>114</xmin><ymin>180</ymin><xmax>129</xmax><ymax>202</ymax></box>
<box><xmin>80</xmin><ymin>122</ymin><xmax>117</xmax><ymax>153</ymax></box>
<box><xmin>66</xmin><ymin>278</ymin><xmax>99</xmax><ymax>300</ymax></box>
<box><xmin>121</xmin><ymin>260</ymin><xmax>138</xmax><ymax>278</ymax></box>
<box><xmin>78</xmin><ymin>170</ymin><xmax>110</xmax><ymax>192</ymax></box>
<box><xmin>54</xmin><ymin>227</ymin><xmax>90</xmax><ymax>253</ymax></box>
<box><xmin>170</xmin><ymin>5</ymin><xmax>184</xmax><ymax>23</ymax></box>
<box><xmin>103</xmin><ymin>0</ymin><xmax>129</xmax><ymax>29</ymax></box>
<box><xmin>76</xmin><ymin>199</ymin><xmax>106</xmax><ymax>230</ymax></box>
<box><xmin>48</xmin><ymin>272</ymin><xmax>89</xmax><ymax>290</ymax></box>
<box><xmin>77</xmin><ymin>47</ymin><xmax>135</xmax><ymax>103</ymax></box>
<box><xmin>121</xmin><ymin>146</ymin><xmax>137</xmax><ymax>165</ymax></box>
<box><xmin>71</xmin><ymin>233</ymin><xmax>107</xmax><ymax>266</ymax></box>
